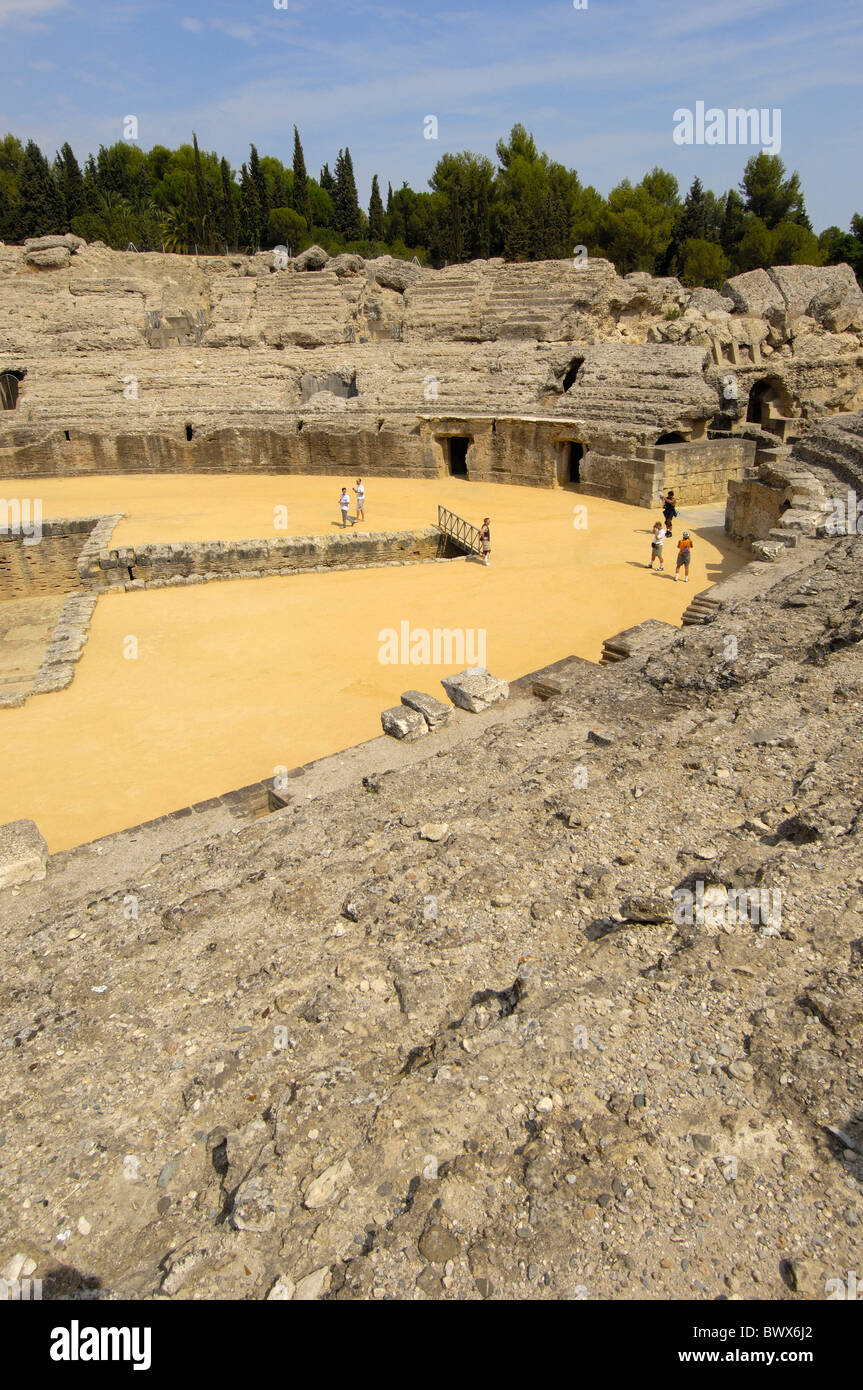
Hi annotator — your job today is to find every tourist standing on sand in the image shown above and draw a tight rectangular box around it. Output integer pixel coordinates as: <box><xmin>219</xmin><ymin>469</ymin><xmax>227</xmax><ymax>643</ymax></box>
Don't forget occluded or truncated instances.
<box><xmin>675</xmin><ymin>530</ymin><xmax>693</xmax><ymax>582</ymax></box>
<box><xmin>479</xmin><ymin>517</ymin><xmax>491</xmax><ymax>566</ymax></box>
<box><xmin>338</xmin><ymin>487</ymin><xmax>351</xmax><ymax>528</ymax></box>
<box><xmin>353</xmin><ymin>478</ymin><xmax>365</xmax><ymax>522</ymax></box>
<box><xmin>662</xmin><ymin>489</ymin><xmax>678</xmax><ymax>537</ymax></box>
<box><xmin>649</xmin><ymin>519</ymin><xmax>667</xmax><ymax>571</ymax></box>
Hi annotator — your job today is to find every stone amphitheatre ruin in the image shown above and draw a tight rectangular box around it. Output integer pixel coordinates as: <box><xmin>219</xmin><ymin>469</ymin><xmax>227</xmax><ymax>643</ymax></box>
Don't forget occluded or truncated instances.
<box><xmin>1</xmin><ymin>235</ymin><xmax>863</xmax><ymax>1302</ymax></box>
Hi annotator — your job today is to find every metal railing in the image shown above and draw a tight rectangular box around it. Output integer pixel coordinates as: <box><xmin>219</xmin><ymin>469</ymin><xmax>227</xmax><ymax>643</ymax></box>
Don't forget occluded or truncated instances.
<box><xmin>437</xmin><ymin>505</ymin><xmax>483</xmax><ymax>556</ymax></box>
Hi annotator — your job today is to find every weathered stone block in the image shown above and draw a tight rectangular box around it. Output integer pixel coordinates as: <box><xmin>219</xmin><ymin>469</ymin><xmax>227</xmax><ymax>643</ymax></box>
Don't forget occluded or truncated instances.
<box><xmin>400</xmin><ymin>690</ymin><xmax>453</xmax><ymax>729</ymax></box>
<box><xmin>381</xmin><ymin>706</ymin><xmax>427</xmax><ymax>740</ymax></box>
<box><xmin>0</xmin><ymin>820</ymin><xmax>49</xmax><ymax>889</ymax></box>
<box><xmin>25</xmin><ymin>246</ymin><xmax>71</xmax><ymax>270</ymax></box>
<box><xmin>441</xmin><ymin>668</ymin><xmax>509</xmax><ymax>712</ymax></box>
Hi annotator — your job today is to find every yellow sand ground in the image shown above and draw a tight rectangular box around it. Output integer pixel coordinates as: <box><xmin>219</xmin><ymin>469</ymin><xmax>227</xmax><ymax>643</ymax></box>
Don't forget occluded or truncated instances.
<box><xmin>0</xmin><ymin>475</ymin><xmax>746</xmax><ymax>850</ymax></box>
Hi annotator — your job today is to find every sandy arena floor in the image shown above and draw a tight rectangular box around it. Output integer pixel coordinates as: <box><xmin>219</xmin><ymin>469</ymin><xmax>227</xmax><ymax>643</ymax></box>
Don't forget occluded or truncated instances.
<box><xmin>0</xmin><ymin>475</ymin><xmax>747</xmax><ymax>850</ymax></box>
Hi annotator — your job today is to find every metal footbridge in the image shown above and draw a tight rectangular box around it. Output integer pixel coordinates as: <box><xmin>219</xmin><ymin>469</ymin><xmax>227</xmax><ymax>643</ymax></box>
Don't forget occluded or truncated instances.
<box><xmin>436</xmin><ymin>505</ymin><xmax>483</xmax><ymax>557</ymax></box>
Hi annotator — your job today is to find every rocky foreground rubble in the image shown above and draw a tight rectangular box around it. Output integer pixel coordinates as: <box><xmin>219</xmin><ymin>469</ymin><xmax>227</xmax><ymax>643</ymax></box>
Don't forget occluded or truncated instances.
<box><xmin>1</xmin><ymin>536</ymin><xmax>861</xmax><ymax>1301</ymax></box>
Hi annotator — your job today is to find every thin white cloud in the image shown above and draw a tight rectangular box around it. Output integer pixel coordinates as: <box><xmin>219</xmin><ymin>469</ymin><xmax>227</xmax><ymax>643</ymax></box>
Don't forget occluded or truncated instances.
<box><xmin>212</xmin><ymin>18</ymin><xmax>257</xmax><ymax>44</ymax></box>
<box><xmin>0</xmin><ymin>0</ymin><xmax>69</xmax><ymax>23</ymax></box>
<box><xmin>180</xmin><ymin>17</ymin><xmax>204</xmax><ymax>34</ymax></box>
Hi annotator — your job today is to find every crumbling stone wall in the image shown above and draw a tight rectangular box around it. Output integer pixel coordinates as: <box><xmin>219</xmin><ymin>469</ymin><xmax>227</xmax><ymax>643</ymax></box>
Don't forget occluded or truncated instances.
<box><xmin>641</xmin><ymin>437</ymin><xmax>756</xmax><ymax>506</ymax></box>
<box><xmin>77</xmin><ymin>525</ymin><xmax>449</xmax><ymax>591</ymax></box>
<box><xmin>0</xmin><ymin>515</ymin><xmax>97</xmax><ymax>599</ymax></box>
<box><xmin>726</xmin><ymin>460</ymin><xmax>831</xmax><ymax>545</ymax></box>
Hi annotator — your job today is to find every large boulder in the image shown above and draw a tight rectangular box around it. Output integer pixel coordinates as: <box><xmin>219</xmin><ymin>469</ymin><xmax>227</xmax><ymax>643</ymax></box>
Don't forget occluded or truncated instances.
<box><xmin>441</xmin><ymin>668</ymin><xmax>509</xmax><ymax>713</ymax></box>
<box><xmin>687</xmin><ymin>287</ymin><xmax>734</xmax><ymax>316</ymax></box>
<box><xmin>805</xmin><ymin>265</ymin><xmax>863</xmax><ymax>334</ymax></box>
<box><xmin>371</xmin><ymin>256</ymin><xmax>423</xmax><ymax>293</ymax></box>
<box><xmin>24</xmin><ymin>233</ymin><xmax>84</xmax><ymax>253</ymax></box>
<box><xmin>328</xmin><ymin>253</ymin><xmax>366</xmax><ymax>277</ymax></box>
<box><xmin>721</xmin><ymin>268</ymin><xmax>786</xmax><ymax>318</ymax></box>
<box><xmin>25</xmin><ymin>246</ymin><xmax>71</xmax><ymax>269</ymax></box>
<box><xmin>0</xmin><ymin>819</ymin><xmax>48</xmax><ymax>889</ymax></box>
<box><xmin>768</xmin><ymin>265</ymin><xmax>837</xmax><ymax>318</ymax></box>
<box><xmin>611</xmin><ymin>272</ymin><xmax>685</xmax><ymax>315</ymax></box>
<box><xmin>293</xmin><ymin>244</ymin><xmax>330</xmax><ymax>272</ymax></box>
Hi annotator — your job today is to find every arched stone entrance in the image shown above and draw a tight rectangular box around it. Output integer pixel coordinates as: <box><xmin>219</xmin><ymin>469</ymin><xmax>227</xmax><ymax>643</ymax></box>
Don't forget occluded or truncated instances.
<box><xmin>746</xmin><ymin>377</ymin><xmax>793</xmax><ymax>434</ymax></box>
<box><xmin>0</xmin><ymin>370</ymin><xmax>25</xmax><ymax>411</ymax></box>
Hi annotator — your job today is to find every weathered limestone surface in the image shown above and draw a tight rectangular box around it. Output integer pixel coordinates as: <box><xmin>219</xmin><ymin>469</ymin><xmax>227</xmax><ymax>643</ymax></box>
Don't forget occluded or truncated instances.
<box><xmin>0</xmin><ymin>818</ymin><xmax>48</xmax><ymax>887</ymax></box>
<box><xmin>400</xmin><ymin>690</ymin><xmax>454</xmax><ymax>729</ymax></box>
<box><xmin>1</xmin><ymin>242</ymin><xmax>860</xmax><ymax>495</ymax></box>
<box><xmin>381</xmin><ymin>706</ymin><xmax>427</xmax><ymax>741</ymax></box>
<box><xmin>0</xmin><ymin>514</ymin><xmax>108</xmax><ymax>600</ymax></box>
<box><xmin>441</xmin><ymin>668</ymin><xmax>509</xmax><ymax>712</ymax></box>
<box><xmin>1</xmin><ymin>533</ymin><xmax>861</xmax><ymax>1300</ymax></box>
<box><xmin>79</xmin><ymin>525</ymin><xmax>445</xmax><ymax>591</ymax></box>
<box><xmin>726</xmin><ymin>453</ymin><xmax>831</xmax><ymax>545</ymax></box>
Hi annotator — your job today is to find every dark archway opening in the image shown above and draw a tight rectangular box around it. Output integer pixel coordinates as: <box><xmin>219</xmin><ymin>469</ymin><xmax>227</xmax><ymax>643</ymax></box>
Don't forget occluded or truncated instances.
<box><xmin>562</xmin><ymin>356</ymin><xmax>585</xmax><ymax>392</ymax></box>
<box><xmin>567</xmin><ymin>441</ymin><xmax>584</xmax><ymax>483</ymax></box>
<box><xmin>656</xmin><ymin>431</ymin><xmax>685</xmax><ymax>445</ymax></box>
<box><xmin>747</xmin><ymin>379</ymin><xmax>776</xmax><ymax>426</ymax></box>
<box><xmin>0</xmin><ymin>370</ymin><xmax>25</xmax><ymax>411</ymax></box>
<box><xmin>448</xmin><ymin>437</ymin><xmax>470</xmax><ymax>477</ymax></box>
<box><xmin>185</xmin><ymin>424</ymin><xmax>194</xmax><ymax>441</ymax></box>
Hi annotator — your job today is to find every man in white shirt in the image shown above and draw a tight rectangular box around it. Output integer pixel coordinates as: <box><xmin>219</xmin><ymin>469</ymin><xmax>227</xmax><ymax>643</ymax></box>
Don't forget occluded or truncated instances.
<box><xmin>353</xmin><ymin>478</ymin><xmax>365</xmax><ymax>522</ymax></box>
<box><xmin>649</xmin><ymin>520</ymin><xmax>667</xmax><ymax>571</ymax></box>
<box><xmin>339</xmin><ymin>487</ymin><xmax>351</xmax><ymax>527</ymax></box>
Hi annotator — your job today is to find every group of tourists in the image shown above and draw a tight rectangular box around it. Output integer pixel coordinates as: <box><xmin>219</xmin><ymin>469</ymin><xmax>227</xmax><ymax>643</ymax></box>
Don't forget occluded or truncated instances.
<box><xmin>648</xmin><ymin>489</ymin><xmax>694</xmax><ymax>581</ymax></box>
<box><xmin>338</xmin><ymin>478</ymin><xmax>366</xmax><ymax>527</ymax></box>
<box><xmin>335</xmin><ymin>481</ymin><xmax>692</xmax><ymax>581</ymax></box>
<box><xmin>335</xmin><ymin>482</ymin><xmax>492</xmax><ymax>568</ymax></box>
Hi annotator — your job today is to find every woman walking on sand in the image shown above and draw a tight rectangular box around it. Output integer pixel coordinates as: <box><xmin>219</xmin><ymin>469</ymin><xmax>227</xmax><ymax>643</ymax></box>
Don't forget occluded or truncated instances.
<box><xmin>675</xmin><ymin>530</ymin><xmax>693</xmax><ymax>582</ymax></box>
<box><xmin>662</xmin><ymin>489</ymin><xmax>678</xmax><ymax>538</ymax></box>
<box><xmin>649</xmin><ymin>519</ymin><xmax>667</xmax><ymax>571</ymax></box>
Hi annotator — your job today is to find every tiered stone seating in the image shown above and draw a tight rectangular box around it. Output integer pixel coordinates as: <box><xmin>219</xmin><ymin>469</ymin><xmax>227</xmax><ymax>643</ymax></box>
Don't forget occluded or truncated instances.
<box><xmin>402</xmin><ymin>268</ymin><xmax>490</xmax><ymax>341</ymax></box>
<box><xmin>790</xmin><ymin>412</ymin><xmax>863</xmax><ymax>496</ymax></box>
<box><xmin>550</xmin><ymin>343</ymin><xmax>716</xmax><ymax>437</ymax></box>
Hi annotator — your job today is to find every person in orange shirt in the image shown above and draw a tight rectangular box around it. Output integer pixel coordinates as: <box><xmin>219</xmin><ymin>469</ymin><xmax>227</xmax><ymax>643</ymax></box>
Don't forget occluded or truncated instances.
<box><xmin>675</xmin><ymin>530</ymin><xmax>693</xmax><ymax>582</ymax></box>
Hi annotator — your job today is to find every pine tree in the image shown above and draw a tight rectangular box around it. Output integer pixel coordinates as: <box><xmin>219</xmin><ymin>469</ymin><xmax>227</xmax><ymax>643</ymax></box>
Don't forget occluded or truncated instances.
<box><xmin>334</xmin><ymin>147</ymin><xmax>361</xmax><ymax>241</ymax></box>
<box><xmin>248</xmin><ymin>143</ymin><xmax>268</xmax><ymax>245</ymax></box>
<box><xmin>368</xmin><ymin>173</ymin><xmax>385</xmax><ymax>241</ymax></box>
<box><xmin>291</xmin><ymin>126</ymin><xmax>311</xmax><ymax>227</ymax></box>
<box><xmin>218</xmin><ymin>157</ymin><xmax>236</xmax><ymax>251</ymax></box>
<box><xmin>319</xmin><ymin>163</ymin><xmax>335</xmax><ymax>195</ymax></box>
<box><xmin>18</xmin><ymin>139</ymin><xmax>65</xmax><ymax>237</ymax></box>
<box><xmin>386</xmin><ymin>182</ymin><xmax>393</xmax><ymax>216</ymax></box>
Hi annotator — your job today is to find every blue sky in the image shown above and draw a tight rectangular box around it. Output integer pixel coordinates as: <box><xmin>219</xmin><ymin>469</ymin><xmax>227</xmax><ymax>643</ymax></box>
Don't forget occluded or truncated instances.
<box><xmin>0</xmin><ymin>0</ymin><xmax>860</xmax><ymax>232</ymax></box>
